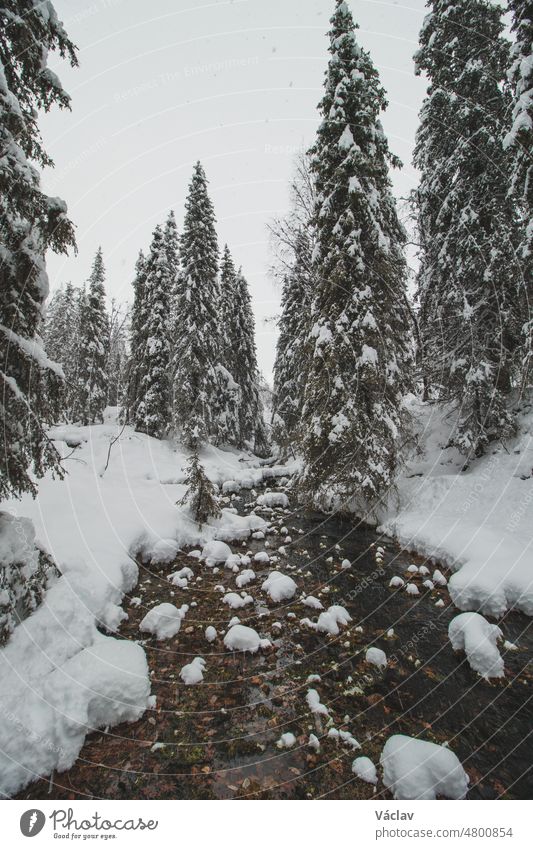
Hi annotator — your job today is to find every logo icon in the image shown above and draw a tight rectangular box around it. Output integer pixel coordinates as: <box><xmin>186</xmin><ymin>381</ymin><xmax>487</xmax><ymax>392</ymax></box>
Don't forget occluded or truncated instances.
<box><xmin>20</xmin><ymin>810</ymin><xmax>46</xmax><ymax>837</ymax></box>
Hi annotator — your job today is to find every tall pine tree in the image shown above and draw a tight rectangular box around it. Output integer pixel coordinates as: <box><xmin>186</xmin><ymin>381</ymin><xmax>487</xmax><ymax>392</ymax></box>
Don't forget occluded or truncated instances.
<box><xmin>505</xmin><ymin>0</ymin><xmax>533</xmax><ymax>388</ymax></box>
<box><xmin>124</xmin><ymin>250</ymin><xmax>147</xmax><ymax>425</ymax></box>
<box><xmin>0</xmin><ymin>0</ymin><xmax>77</xmax><ymax>499</ymax></box>
<box><xmin>134</xmin><ymin>226</ymin><xmax>172</xmax><ymax>437</ymax></box>
<box><xmin>43</xmin><ymin>283</ymin><xmax>79</xmax><ymax>420</ymax></box>
<box><xmin>414</xmin><ymin>0</ymin><xmax>525</xmax><ymax>456</ymax></box>
<box><xmin>76</xmin><ymin>248</ymin><xmax>109</xmax><ymax>425</ymax></box>
<box><xmin>272</xmin><ymin>228</ymin><xmax>313</xmax><ymax>453</ymax></box>
<box><xmin>171</xmin><ymin>162</ymin><xmax>228</xmax><ymax>447</ymax></box>
<box><xmin>299</xmin><ymin>0</ymin><xmax>413</xmax><ymax>513</ymax></box>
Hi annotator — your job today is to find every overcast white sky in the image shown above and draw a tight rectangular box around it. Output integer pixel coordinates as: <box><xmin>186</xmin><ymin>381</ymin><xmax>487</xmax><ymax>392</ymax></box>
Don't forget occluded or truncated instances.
<box><xmin>42</xmin><ymin>0</ymin><xmax>428</xmax><ymax>380</ymax></box>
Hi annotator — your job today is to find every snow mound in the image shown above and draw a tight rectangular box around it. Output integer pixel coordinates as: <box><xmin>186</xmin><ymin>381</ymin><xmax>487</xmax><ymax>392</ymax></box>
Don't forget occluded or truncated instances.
<box><xmin>236</xmin><ymin>568</ymin><xmax>255</xmax><ymax>588</ymax></box>
<box><xmin>139</xmin><ymin>603</ymin><xmax>188</xmax><ymax>640</ymax></box>
<box><xmin>201</xmin><ymin>540</ymin><xmax>232</xmax><ymax>565</ymax></box>
<box><xmin>257</xmin><ymin>492</ymin><xmax>290</xmax><ymax>508</ymax></box>
<box><xmin>262</xmin><ymin>570</ymin><xmax>297</xmax><ymax>602</ymax></box>
<box><xmin>205</xmin><ymin>625</ymin><xmax>217</xmax><ymax>642</ymax></box>
<box><xmin>389</xmin><ymin>576</ymin><xmax>405</xmax><ymax>588</ymax></box>
<box><xmin>303</xmin><ymin>595</ymin><xmax>323</xmax><ymax>610</ymax></box>
<box><xmin>224</xmin><ymin>624</ymin><xmax>270</xmax><ymax>653</ymax></box>
<box><xmin>448</xmin><ymin>612</ymin><xmax>504</xmax><ymax>679</ymax></box>
<box><xmin>365</xmin><ymin>647</ymin><xmax>387</xmax><ymax>668</ymax></box>
<box><xmin>380</xmin><ymin>734</ymin><xmax>469</xmax><ymax>800</ymax></box>
<box><xmin>352</xmin><ymin>756</ymin><xmax>378</xmax><ymax>784</ymax></box>
<box><xmin>277</xmin><ymin>732</ymin><xmax>296</xmax><ymax>749</ymax></box>
<box><xmin>180</xmin><ymin>656</ymin><xmax>206</xmax><ymax>684</ymax></box>
<box><xmin>306</xmin><ymin>688</ymin><xmax>329</xmax><ymax>716</ymax></box>
<box><xmin>254</xmin><ymin>551</ymin><xmax>270</xmax><ymax>564</ymax></box>
<box><xmin>150</xmin><ymin>538</ymin><xmax>180</xmax><ymax>563</ymax></box>
<box><xmin>222</xmin><ymin>592</ymin><xmax>253</xmax><ymax>610</ymax></box>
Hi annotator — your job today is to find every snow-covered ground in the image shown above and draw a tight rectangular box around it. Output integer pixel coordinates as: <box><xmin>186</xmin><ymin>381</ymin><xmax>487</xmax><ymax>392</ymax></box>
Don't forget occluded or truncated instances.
<box><xmin>0</xmin><ymin>408</ymin><xmax>270</xmax><ymax>797</ymax></box>
<box><xmin>381</xmin><ymin>398</ymin><xmax>533</xmax><ymax>618</ymax></box>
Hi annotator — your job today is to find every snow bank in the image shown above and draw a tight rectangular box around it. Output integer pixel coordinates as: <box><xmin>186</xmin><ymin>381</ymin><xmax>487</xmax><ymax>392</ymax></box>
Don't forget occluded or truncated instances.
<box><xmin>0</xmin><ymin>634</ymin><xmax>150</xmax><ymax>796</ymax></box>
<box><xmin>448</xmin><ymin>612</ymin><xmax>504</xmax><ymax>679</ymax></box>
<box><xmin>381</xmin><ymin>400</ymin><xmax>533</xmax><ymax>617</ymax></box>
<box><xmin>380</xmin><ymin>734</ymin><xmax>469</xmax><ymax>800</ymax></box>
<box><xmin>0</xmin><ymin>414</ymin><xmax>269</xmax><ymax>796</ymax></box>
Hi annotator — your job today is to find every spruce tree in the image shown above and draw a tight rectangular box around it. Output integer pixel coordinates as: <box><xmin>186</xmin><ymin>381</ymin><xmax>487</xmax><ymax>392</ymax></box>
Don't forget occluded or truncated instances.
<box><xmin>178</xmin><ymin>452</ymin><xmax>220</xmax><ymax>527</ymax></box>
<box><xmin>298</xmin><ymin>1</ymin><xmax>413</xmax><ymax>513</ymax></box>
<box><xmin>43</xmin><ymin>283</ymin><xmax>79</xmax><ymax>420</ymax></box>
<box><xmin>134</xmin><ymin>226</ymin><xmax>172</xmax><ymax>438</ymax></box>
<box><xmin>505</xmin><ymin>0</ymin><xmax>533</xmax><ymax>387</ymax></box>
<box><xmin>171</xmin><ymin>162</ymin><xmax>227</xmax><ymax>447</ymax></box>
<box><xmin>414</xmin><ymin>0</ymin><xmax>525</xmax><ymax>456</ymax></box>
<box><xmin>124</xmin><ymin>251</ymin><xmax>147</xmax><ymax>425</ymax></box>
<box><xmin>106</xmin><ymin>300</ymin><xmax>128</xmax><ymax>408</ymax></box>
<box><xmin>77</xmin><ymin>248</ymin><xmax>109</xmax><ymax>425</ymax></box>
<box><xmin>0</xmin><ymin>0</ymin><xmax>77</xmax><ymax>499</ymax></box>
<box><xmin>272</xmin><ymin>228</ymin><xmax>313</xmax><ymax>453</ymax></box>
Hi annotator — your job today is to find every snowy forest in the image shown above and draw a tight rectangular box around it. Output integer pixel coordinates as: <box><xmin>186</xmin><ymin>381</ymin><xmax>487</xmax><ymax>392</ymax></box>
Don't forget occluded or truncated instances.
<box><xmin>0</xmin><ymin>0</ymin><xmax>532</xmax><ymax>806</ymax></box>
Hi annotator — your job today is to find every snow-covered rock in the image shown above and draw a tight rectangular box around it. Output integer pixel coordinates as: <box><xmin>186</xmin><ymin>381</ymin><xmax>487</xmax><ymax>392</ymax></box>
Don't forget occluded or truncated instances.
<box><xmin>261</xmin><ymin>570</ymin><xmax>297</xmax><ymax>602</ymax></box>
<box><xmin>235</xmin><ymin>568</ymin><xmax>255</xmax><ymax>588</ymax></box>
<box><xmin>205</xmin><ymin>625</ymin><xmax>217</xmax><ymax>643</ymax></box>
<box><xmin>179</xmin><ymin>656</ymin><xmax>206</xmax><ymax>684</ymax></box>
<box><xmin>222</xmin><ymin>592</ymin><xmax>253</xmax><ymax>610</ymax></box>
<box><xmin>389</xmin><ymin>576</ymin><xmax>405</xmax><ymax>588</ymax></box>
<box><xmin>380</xmin><ymin>734</ymin><xmax>469</xmax><ymax>800</ymax></box>
<box><xmin>277</xmin><ymin>732</ymin><xmax>296</xmax><ymax>749</ymax></box>
<box><xmin>139</xmin><ymin>603</ymin><xmax>188</xmax><ymax>640</ymax></box>
<box><xmin>365</xmin><ymin>647</ymin><xmax>387</xmax><ymax>669</ymax></box>
<box><xmin>302</xmin><ymin>595</ymin><xmax>324</xmax><ymax>610</ymax></box>
<box><xmin>201</xmin><ymin>540</ymin><xmax>232</xmax><ymax>565</ymax></box>
<box><xmin>224</xmin><ymin>624</ymin><xmax>270</xmax><ymax>653</ymax></box>
<box><xmin>406</xmin><ymin>583</ymin><xmax>420</xmax><ymax>596</ymax></box>
<box><xmin>257</xmin><ymin>492</ymin><xmax>290</xmax><ymax>508</ymax></box>
<box><xmin>352</xmin><ymin>756</ymin><xmax>378</xmax><ymax>785</ymax></box>
<box><xmin>254</xmin><ymin>551</ymin><xmax>270</xmax><ymax>564</ymax></box>
<box><xmin>306</xmin><ymin>688</ymin><xmax>329</xmax><ymax>716</ymax></box>
<box><xmin>448</xmin><ymin>612</ymin><xmax>504</xmax><ymax>679</ymax></box>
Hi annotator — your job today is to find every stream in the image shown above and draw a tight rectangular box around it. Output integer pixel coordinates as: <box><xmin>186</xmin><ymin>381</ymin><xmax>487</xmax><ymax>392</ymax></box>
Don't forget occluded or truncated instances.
<box><xmin>16</xmin><ymin>476</ymin><xmax>533</xmax><ymax>800</ymax></box>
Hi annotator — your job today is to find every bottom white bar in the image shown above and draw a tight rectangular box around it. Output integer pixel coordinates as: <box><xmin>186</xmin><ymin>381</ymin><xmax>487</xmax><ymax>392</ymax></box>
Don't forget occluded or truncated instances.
<box><xmin>2</xmin><ymin>800</ymin><xmax>529</xmax><ymax>848</ymax></box>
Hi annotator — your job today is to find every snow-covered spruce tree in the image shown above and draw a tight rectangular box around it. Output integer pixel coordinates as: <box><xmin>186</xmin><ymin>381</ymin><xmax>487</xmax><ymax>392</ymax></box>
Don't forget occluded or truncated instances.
<box><xmin>171</xmin><ymin>162</ymin><xmax>231</xmax><ymax>448</ymax></box>
<box><xmin>505</xmin><ymin>0</ymin><xmax>533</xmax><ymax>388</ymax></box>
<box><xmin>106</xmin><ymin>300</ymin><xmax>129</xmax><ymax>407</ymax></box>
<box><xmin>219</xmin><ymin>246</ymin><xmax>268</xmax><ymax>452</ymax></box>
<box><xmin>299</xmin><ymin>0</ymin><xmax>413</xmax><ymax>512</ymax></box>
<box><xmin>414</xmin><ymin>0</ymin><xmax>525</xmax><ymax>457</ymax></box>
<box><xmin>178</xmin><ymin>452</ymin><xmax>220</xmax><ymax>527</ymax></box>
<box><xmin>76</xmin><ymin>248</ymin><xmax>109</xmax><ymax>425</ymax></box>
<box><xmin>124</xmin><ymin>250</ymin><xmax>147</xmax><ymax>425</ymax></box>
<box><xmin>272</xmin><ymin>227</ymin><xmax>314</xmax><ymax>454</ymax></box>
<box><xmin>43</xmin><ymin>283</ymin><xmax>79</xmax><ymax>419</ymax></box>
<box><xmin>0</xmin><ymin>1</ymin><xmax>77</xmax><ymax>499</ymax></box>
<box><xmin>164</xmin><ymin>209</ymin><xmax>180</xmax><ymax>318</ymax></box>
<box><xmin>134</xmin><ymin>226</ymin><xmax>172</xmax><ymax>438</ymax></box>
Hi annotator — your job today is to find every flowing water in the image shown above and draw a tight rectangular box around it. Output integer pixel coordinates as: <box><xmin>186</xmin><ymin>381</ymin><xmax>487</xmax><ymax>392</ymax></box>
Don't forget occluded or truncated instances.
<box><xmin>16</xmin><ymin>480</ymin><xmax>533</xmax><ymax>800</ymax></box>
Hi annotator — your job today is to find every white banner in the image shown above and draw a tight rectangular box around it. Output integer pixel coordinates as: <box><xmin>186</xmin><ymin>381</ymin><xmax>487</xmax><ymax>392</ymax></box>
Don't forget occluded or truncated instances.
<box><xmin>2</xmin><ymin>800</ymin><xmax>529</xmax><ymax>848</ymax></box>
